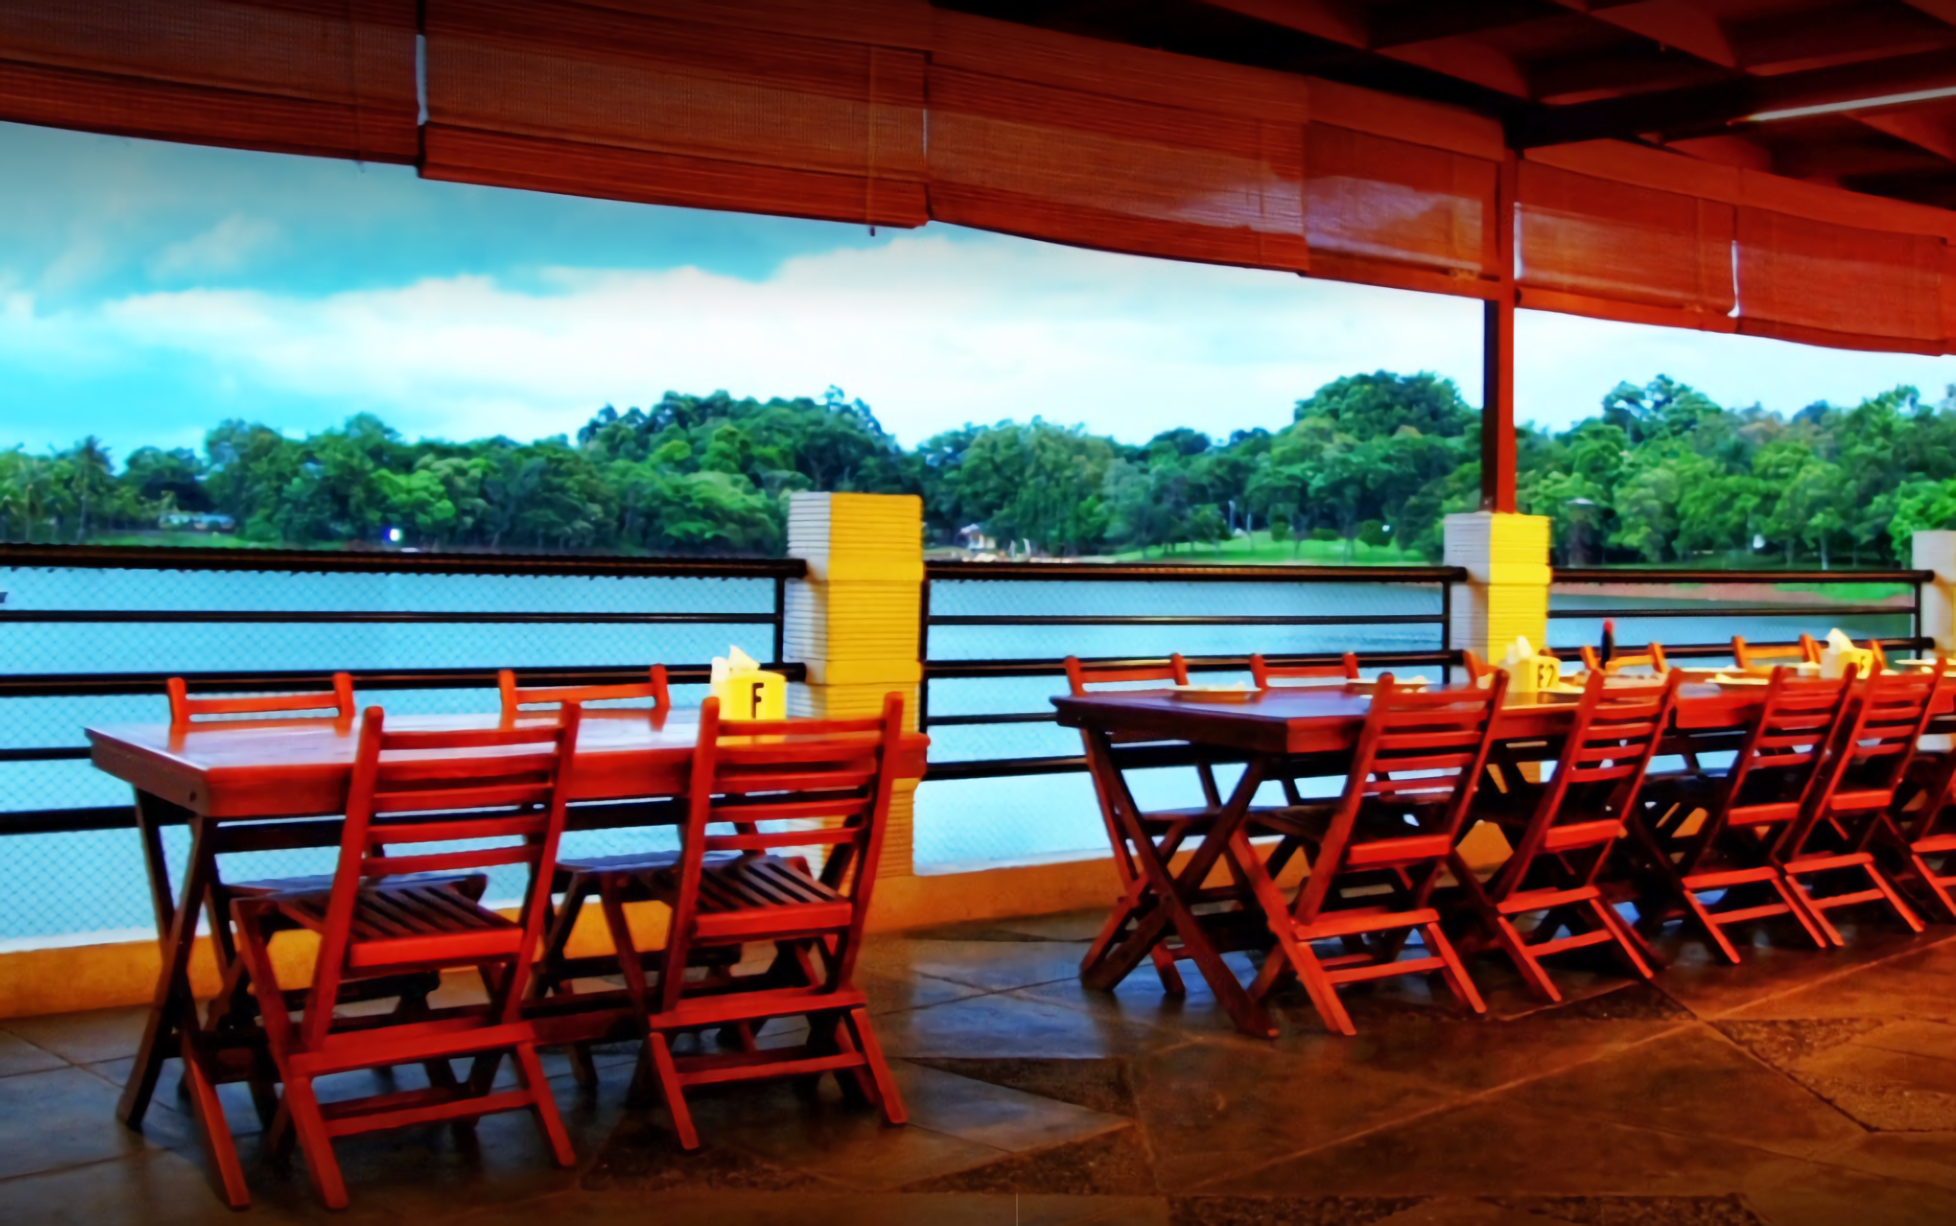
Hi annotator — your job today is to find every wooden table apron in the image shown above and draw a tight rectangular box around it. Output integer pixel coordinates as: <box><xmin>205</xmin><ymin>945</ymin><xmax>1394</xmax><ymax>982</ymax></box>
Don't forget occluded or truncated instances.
<box><xmin>84</xmin><ymin>710</ymin><xmax>929</xmax><ymax>1208</ymax></box>
<box><xmin>1050</xmin><ymin>683</ymin><xmax>1772</xmax><ymax>1038</ymax></box>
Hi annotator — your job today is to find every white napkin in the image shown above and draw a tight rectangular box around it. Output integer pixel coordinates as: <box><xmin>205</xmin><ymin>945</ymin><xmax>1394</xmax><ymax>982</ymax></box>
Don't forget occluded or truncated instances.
<box><xmin>709</xmin><ymin>644</ymin><xmax>759</xmax><ymax>686</ymax></box>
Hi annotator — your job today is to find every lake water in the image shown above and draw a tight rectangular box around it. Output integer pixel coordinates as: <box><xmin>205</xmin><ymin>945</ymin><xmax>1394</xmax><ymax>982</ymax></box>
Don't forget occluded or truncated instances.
<box><xmin>0</xmin><ymin>564</ymin><xmax>1914</xmax><ymax>946</ymax></box>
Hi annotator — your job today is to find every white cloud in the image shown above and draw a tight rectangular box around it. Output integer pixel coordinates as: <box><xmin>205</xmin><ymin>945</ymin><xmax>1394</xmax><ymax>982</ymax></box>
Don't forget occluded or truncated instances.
<box><xmin>73</xmin><ymin>231</ymin><xmax>1487</xmax><ymax>445</ymax></box>
<box><xmin>146</xmin><ymin>215</ymin><xmax>280</xmax><ymax>281</ymax></box>
<box><xmin>7</xmin><ymin>225</ymin><xmax>1956</xmax><ymax>454</ymax></box>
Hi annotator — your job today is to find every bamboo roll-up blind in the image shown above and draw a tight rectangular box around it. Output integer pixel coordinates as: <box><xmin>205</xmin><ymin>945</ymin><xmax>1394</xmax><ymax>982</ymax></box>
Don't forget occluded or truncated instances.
<box><xmin>1735</xmin><ymin>207</ymin><xmax>1948</xmax><ymax>353</ymax></box>
<box><xmin>1304</xmin><ymin>122</ymin><xmax>1500</xmax><ymax>294</ymax></box>
<box><xmin>0</xmin><ymin>0</ymin><xmax>417</xmax><ymax>162</ymax></box>
<box><xmin>1516</xmin><ymin>160</ymin><xmax>1736</xmax><ymax>331</ymax></box>
<box><xmin>923</xmin><ymin>12</ymin><xmax>1308</xmax><ymax>273</ymax></box>
<box><xmin>421</xmin><ymin>0</ymin><xmax>927</xmax><ymax>227</ymax></box>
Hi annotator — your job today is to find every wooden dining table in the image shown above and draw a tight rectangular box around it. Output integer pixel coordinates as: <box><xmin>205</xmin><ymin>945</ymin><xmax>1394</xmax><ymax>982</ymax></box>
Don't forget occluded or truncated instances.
<box><xmin>86</xmin><ymin>706</ymin><xmax>929</xmax><ymax>1208</ymax></box>
<box><xmin>1050</xmin><ymin>680</ymin><xmax>1769</xmax><ymax>1038</ymax></box>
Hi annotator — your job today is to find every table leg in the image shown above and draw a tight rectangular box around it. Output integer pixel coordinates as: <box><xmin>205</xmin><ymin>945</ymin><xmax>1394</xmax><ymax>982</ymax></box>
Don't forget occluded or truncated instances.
<box><xmin>1079</xmin><ymin>734</ymin><xmax>1275</xmax><ymax>1037</ymax></box>
<box><xmin>116</xmin><ymin>805</ymin><xmax>250</xmax><ymax>1207</ymax></box>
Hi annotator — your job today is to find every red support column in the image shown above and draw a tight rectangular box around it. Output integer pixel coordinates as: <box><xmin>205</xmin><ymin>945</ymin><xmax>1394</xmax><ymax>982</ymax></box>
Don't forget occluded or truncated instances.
<box><xmin>1482</xmin><ymin>151</ymin><xmax>1519</xmax><ymax>514</ymax></box>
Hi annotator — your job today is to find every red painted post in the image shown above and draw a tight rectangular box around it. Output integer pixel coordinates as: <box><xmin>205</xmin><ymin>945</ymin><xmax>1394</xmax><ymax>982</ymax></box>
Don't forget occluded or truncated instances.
<box><xmin>1482</xmin><ymin>151</ymin><xmax>1519</xmax><ymax>514</ymax></box>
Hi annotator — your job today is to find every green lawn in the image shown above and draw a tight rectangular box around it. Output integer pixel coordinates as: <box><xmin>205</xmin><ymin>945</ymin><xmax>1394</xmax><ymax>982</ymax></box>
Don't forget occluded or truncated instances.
<box><xmin>1108</xmin><ymin>530</ymin><xmax>1427</xmax><ymax>566</ymax></box>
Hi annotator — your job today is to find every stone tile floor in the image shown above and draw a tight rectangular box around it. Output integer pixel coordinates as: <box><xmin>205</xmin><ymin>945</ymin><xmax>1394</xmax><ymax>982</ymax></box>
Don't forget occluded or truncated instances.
<box><xmin>3</xmin><ymin>909</ymin><xmax>1956</xmax><ymax>1223</ymax></box>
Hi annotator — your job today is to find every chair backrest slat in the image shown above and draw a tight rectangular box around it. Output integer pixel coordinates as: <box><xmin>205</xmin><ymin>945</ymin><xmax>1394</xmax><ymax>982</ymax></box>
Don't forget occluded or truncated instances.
<box><xmin>1065</xmin><ymin>655</ymin><xmax>1191</xmax><ymax>694</ymax></box>
<box><xmin>1580</xmin><ymin>643</ymin><xmax>1668</xmax><ymax>676</ymax></box>
<box><xmin>1250</xmin><ymin>653</ymin><xmax>1359</xmax><ymax>687</ymax></box>
<box><xmin>168</xmin><ymin>672</ymin><xmax>355</xmax><ymax>726</ymax></box>
<box><xmin>1732</xmin><ymin>634</ymin><xmax>1820</xmax><ymax>672</ymax></box>
<box><xmin>499</xmin><ymin>665</ymin><xmax>668</xmax><ymax>716</ymax></box>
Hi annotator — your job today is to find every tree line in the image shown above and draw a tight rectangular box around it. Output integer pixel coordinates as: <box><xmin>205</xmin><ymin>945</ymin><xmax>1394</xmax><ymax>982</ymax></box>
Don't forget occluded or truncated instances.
<box><xmin>3</xmin><ymin>372</ymin><xmax>1954</xmax><ymax>567</ymax></box>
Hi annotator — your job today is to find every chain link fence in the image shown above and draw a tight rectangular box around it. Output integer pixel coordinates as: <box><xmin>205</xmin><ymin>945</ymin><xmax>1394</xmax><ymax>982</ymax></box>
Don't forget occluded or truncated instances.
<box><xmin>0</xmin><ymin>550</ymin><xmax>798</xmax><ymax>947</ymax></box>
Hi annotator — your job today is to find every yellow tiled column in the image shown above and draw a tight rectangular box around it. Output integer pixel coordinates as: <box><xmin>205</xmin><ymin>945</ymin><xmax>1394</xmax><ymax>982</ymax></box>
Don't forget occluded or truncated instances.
<box><xmin>785</xmin><ymin>492</ymin><xmax>924</xmax><ymax>879</ymax></box>
<box><xmin>1914</xmin><ymin>530</ymin><xmax>1956</xmax><ymax>653</ymax></box>
<box><xmin>1443</xmin><ymin>511</ymin><xmax>1551</xmax><ymax>675</ymax></box>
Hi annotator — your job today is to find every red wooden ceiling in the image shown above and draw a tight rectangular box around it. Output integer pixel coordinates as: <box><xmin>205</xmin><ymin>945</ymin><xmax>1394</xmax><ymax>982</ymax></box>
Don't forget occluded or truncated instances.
<box><xmin>939</xmin><ymin>0</ymin><xmax>1956</xmax><ymax>208</ymax></box>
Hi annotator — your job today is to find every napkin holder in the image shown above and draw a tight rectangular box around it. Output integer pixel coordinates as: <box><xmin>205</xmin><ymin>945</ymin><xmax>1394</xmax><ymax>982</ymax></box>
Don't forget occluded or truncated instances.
<box><xmin>711</xmin><ymin>667</ymin><xmax>787</xmax><ymax>720</ymax></box>
<box><xmin>1501</xmin><ymin>651</ymin><xmax>1562</xmax><ymax>695</ymax></box>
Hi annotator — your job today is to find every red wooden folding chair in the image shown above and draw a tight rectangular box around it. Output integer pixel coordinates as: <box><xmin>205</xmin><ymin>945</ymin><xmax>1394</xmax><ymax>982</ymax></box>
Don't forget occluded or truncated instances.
<box><xmin>626</xmin><ymin>694</ymin><xmax>907</xmax><ymax>1150</ymax></box>
<box><xmin>1580</xmin><ymin>642</ymin><xmax>1668</xmax><ymax>675</ymax></box>
<box><xmin>1885</xmin><ymin>675</ymin><xmax>1956</xmax><ymax>920</ymax></box>
<box><xmin>1066</xmin><ymin>655</ymin><xmax>1260</xmax><ymax>995</ymax></box>
<box><xmin>230</xmin><ymin>706</ymin><xmax>584</xmax><ymax>1209</ymax></box>
<box><xmin>1775</xmin><ymin>662</ymin><xmax>1945</xmax><ymax>943</ymax></box>
<box><xmin>515</xmin><ymin>666</ymin><xmax>740</xmax><ymax>1079</ymax></box>
<box><xmin>1732</xmin><ymin>635</ymin><xmax>1819</xmax><ymax>673</ymax></box>
<box><xmin>1456</xmin><ymin>670</ymin><xmax>1680</xmax><ymax>1000</ymax></box>
<box><xmin>1246</xmin><ymin>674</ymin><xmax>1509</xmax><ymax>1036</ymax></box>
<box><xmin>170</xmin><ymin>672</ymin><xmax>448</xmax><ymax>1117</ymax></box>
<box><xmin>1630</xmin><ymin>669</ymin><xmax>1850</xmax><ymax>963</ymax></box>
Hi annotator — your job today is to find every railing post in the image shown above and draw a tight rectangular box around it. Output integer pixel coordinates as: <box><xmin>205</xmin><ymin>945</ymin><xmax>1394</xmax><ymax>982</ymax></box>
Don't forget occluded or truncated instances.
<box><xmin>1913</xmin><ymin>530</ymin><xmax>1956</xmax><ymax>653</ymax></box>
<box><xmin>784</xmin><ymin>492</ymin><xmax>925</xmax><ymax>879</ymax></box>
<box><xmin>1443</xmin><ymin>511</ymin><xmax>1551</xmax><ymax>676</ymax></box>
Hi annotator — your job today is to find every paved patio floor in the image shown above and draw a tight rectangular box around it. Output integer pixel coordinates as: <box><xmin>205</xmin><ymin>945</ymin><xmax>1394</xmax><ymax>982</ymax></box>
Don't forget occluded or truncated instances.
<box><xmin>3</xmin><ymin>909</ymin><xmax>1956</xmax><ymax>1224</ymax></box>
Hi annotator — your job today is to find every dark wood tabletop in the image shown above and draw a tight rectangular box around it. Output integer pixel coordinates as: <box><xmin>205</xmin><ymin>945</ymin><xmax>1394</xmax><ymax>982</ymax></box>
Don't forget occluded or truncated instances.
<box><xmin>1051</xmin><ymin>680</ymin><xmax>1768</xmax><ymax>755</ymax></box>
<box><xmin>87</xmin><ymin>708</ymin><xmax>932</xmax><ymax>820</ymax></box>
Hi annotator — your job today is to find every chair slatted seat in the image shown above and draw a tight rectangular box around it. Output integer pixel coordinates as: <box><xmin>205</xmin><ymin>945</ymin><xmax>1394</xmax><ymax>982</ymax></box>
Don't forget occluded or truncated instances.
<box><xmin>230</xmin><ymin>707</ymin><xmax>584</xmax><ymax>1209</ymax></box>
<box><xmin>1777</xmin><ymin>663</ymin><xmax>1945</xmax><ymax>942</ymax></box>
<box><xmin>616</xmin><ymin>694</ymin><xmax>909</xmax><ymax>1151</ymax></box>
<box><xmin>1457</xmin><ymin>670</ymin><xmax>1680</xmax><ymax>1001</ymax></box>
<box><xmin>1630</xmin><ymin>669</ymin><xmax>1852</xmax><ymax>963</ymax></box>
<box><xmin>1246</xmin><ymin>674</ymin><xmax>1510</xmax><ymax>1036</ymax></box>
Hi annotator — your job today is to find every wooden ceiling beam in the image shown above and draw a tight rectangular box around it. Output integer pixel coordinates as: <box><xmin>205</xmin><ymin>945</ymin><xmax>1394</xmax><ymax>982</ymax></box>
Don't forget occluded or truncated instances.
<box><xmin>1727</xmin><ymin>2</ymin><xmax>1954</xmax><ymax>74</ymax></box>
<box><xmin>1584</xmin><ymin>1</ymin><xmax>1736</xmax><ymax>69</ymax></box>
<box><xmin>1854</xmin><ymin>105</ymin><xmax>1956</xmax><ymax>161</ymax></box>
<box><xmin>1364</xmin><ymin>0</ymin><xmax>1563</xmax><ymax>49</ymax></box>
<box><xmin>1512</xmin><ymin>46</ymin><xmax>1956</xmax><ymax>145</ymax></box>
<box><xmin>1192</xmin><ymin>0</ymin><xmax>1366</xmax><ymax>47</ymax></box>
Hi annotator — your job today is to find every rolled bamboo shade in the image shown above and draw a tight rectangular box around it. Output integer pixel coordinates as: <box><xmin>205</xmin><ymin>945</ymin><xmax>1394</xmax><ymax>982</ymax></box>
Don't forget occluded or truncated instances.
<box><xmin>0</xmin><ymin>0</ymin><xmax>417</xmax><ymax>162</ymax></box>
<box><xmin>1305</xmin><ymin>123</ymin><xmax>1499</xmax><ymax>294</ymax></box>
<box><xmin>1516</xmin><ymin>160</ymin><xmax>1736</xmax><ymax>330</ymax></box>
<box><xmin>923</xmin><ymin>12</ymin><xmax>1307</xmax><ymax>273</ymax></box>
<box><xmin>1736</xmin><ymin>207</ymin><xmax>1948</xmax><ymax>353</ymax></box>
<box><xmin>421</xmin><ymin>0</ymin><xmax>927</xmax><ymax>227</ymax></box>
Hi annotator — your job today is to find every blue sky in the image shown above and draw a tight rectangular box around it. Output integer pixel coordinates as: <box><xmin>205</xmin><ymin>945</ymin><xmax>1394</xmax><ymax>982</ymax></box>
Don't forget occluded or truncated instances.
<box><xmin>5</xmin><ymin>119</ymin><xmax>1956</xmax><ymax>461</ymax></box>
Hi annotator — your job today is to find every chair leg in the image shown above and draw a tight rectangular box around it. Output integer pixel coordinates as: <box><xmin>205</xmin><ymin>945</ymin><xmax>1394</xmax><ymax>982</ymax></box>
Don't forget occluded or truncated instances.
<box><xmin>644</xmin><ymin>1032</ymin><xmax>698</xmax><ymax>1151</ymax></box>
<box><xmin>1251</xmin><ymin>933</ymin><xmax>1353</xmax><ymax>1037</ymax></box>
<box><xmin>1831</xmin><ymin>861</ymin><xmax>1929</xmax><ymax>935</ymax></box>
<box><xmin>281</xmin><ymin>1075</ymin><xmax>347</xmax><ymax>1211</ymax></box>
<box><xmin>512</xmin><ymin>1043</ymin><xmax>577</xmax><ymax>1168</ymax></box>
<box><xmin>1488</xmin><ymin>911</ymin><xmax>1561</xmax><ymax>1002</ymax></box>
<box><xmin>845</xmin><ymin>1007</ymin><xmax>906</xmax><ymax>1127</ymax></box>
<box><xmin>1424</xmin><ymin>923</ymin><xmax>1486</xmax><ymax>1016</ymax></box>
<box><xmin>1681</xmin><ymin>889</ymin><xmax>1747</xmax><ymax>964</ymax></box>
<box><xmin>1780</xmin><ymin>871</ymin><xmax>1848</xmax><ymax>947</ymax></box>
<box><xmin>1909</xmin><ymin>851</ymin><xmax>1956</xmax><ymax>922</ymax></box>
<box><xmin>1589</xmin><ymin>898</ymin><xmax>1659</xmax><ymax>982</ymax></box>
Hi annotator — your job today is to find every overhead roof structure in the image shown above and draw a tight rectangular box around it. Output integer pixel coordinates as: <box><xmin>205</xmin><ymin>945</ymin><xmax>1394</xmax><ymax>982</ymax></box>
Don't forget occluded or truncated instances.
<box><xmin>5</xmin><ymin>1</ymin><xmax>1955</xmax><ymax>512</ymax></box>
<box><xmin>955</xmin><ymin>1</ymin><xmax>1956</xmax><ymax>208</ymax></box>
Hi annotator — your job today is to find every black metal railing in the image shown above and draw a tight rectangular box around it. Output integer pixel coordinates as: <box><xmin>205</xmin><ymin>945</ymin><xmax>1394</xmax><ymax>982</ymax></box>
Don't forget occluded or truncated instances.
<box><xmin>1547</xmin><ymin>567</ymin><xmax>1932</xmax><ymax>661</ymax></box>
<box><xmin>918</xmin><ymin>561</ymin><xmax>1464</xmax><ymax>781</ymax></box>
<box><xmin>0</xmin><ymin>545</ymin><xmax>805</xmax><ymax>838</ymax></box>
